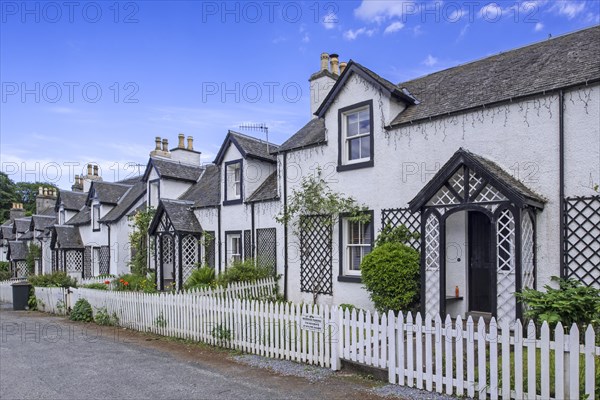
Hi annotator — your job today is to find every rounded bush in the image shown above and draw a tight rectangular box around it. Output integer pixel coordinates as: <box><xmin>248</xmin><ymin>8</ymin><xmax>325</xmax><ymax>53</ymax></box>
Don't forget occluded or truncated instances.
<box><xmin>70</xmin><ymin>298</ymin><xmax>93</xmax><ymax>322</ymax></box>
<box><xmin>360</xmin><ymin>242</ymin><xmax>420</xmax><ymax>313</ymax></box>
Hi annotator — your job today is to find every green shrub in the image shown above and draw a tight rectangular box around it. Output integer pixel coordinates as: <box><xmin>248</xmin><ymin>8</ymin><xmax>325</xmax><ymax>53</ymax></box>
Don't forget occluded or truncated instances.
<box><xmin>112</xmin><ymin>273</ymin><xmax>157</xmax><ymax>293</ymax></box>
<box><xmin>216</xmin><ymin>259</ymin><xmax>272</xmax><ymax>287</ymax></box>
<box><xmin>360</xmin><ymin>242</ymin><xmax>420</xmax><ymax>313</ymax></box>
<box><xmin>82</xmin><ymin>283</ymin><xmax>109</xmax><ymax>290</ymax></box>
<box><xmin>184</xmin><ymin>266</ymin><xmax>215</xmax><ymax>290</ymax></box>
<box><xmin>516</xmin><ymin>276</ymin><xmax>600</xmax><ymax>333</ymax></box>
<box><xmin>28</xmin><ymin>287</ymin><xmax>37</xmax><ymax>310</ymax></box>
<box><xmin>94</xmin><ymin>307</ymin><xmax>119</xmax><ymax>326</ymax></box>
<box><xmin>29</xmin><ymin>271</ymin><xmax>78</xmax><ymax>288</ymax></box>
<box><xmin>0</xmin><ymin>261</ymin><xmax>11</xmax><ymax>281</ymax></box>
<box><xmin>70</xmin><ymin>298</ymin><xmax>93</xmax><ymax>322</ymax></box>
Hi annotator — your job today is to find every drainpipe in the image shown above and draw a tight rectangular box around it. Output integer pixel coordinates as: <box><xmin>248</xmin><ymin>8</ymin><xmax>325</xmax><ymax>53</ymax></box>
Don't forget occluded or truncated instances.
<box><xmin>559</xmin><ymin>90</ymin><xmax>565</xmax><ymax>278</ymax></box>
<box><xmin>217</xmin><ymin>205</ymin><xmax>222</xmax><ymax>274</ymax></box>
<box><xmin>251</xmin><ymin>202</ymin><xmax>255</xmax><ymax>259</ymax></box>
<box><xmin>283</xmin><ymin>152</ymin><xmax>289</xmax><ymax>300</ymax></box>
<box><xmin>107</xmin><ymin>225</ymin><xmax>111</xmax><ymax>276</ymax></box>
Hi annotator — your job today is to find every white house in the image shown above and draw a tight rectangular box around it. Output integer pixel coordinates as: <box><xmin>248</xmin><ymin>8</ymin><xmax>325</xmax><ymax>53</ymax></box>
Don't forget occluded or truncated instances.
<box><xmin>273</xmin><ymin>26</ymin><xmax>599</xmax><ymax>323</ymax></box>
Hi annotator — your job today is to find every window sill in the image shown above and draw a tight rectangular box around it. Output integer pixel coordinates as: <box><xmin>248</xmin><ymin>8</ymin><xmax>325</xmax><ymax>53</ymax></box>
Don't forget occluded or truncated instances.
<box><xmin>223</xmin><ymin>199</ymin><xmax>243</xmax><ymax>206</ymax></box>
<box><xmin>337</xmin><ymin>275</ymin><xmax>362</xmax><ymax>283</ymax></box>
<box><xmin>337</xmin><ymin>160</ymin><xmax>373</xmax><ymax>172</ymax></box>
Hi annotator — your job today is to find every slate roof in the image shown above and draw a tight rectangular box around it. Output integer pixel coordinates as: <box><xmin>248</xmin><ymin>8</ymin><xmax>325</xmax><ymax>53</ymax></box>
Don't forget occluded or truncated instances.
<box><xmin>1</xmin><ymin>225</ymin><xmax>15</xmax><ymax>240</ymax></box>
<box><xmin>214</xmin><ymin>131</ymin><xmax>280</xmax><ymax>164</ymax></box>
<box><xmin>150</xmin><ymin>199</ymin><xmax>202</xmax><ymax>234</ymax></box>
<box><xmin>66</xmin><ymin>206</ymin><xmax>91</xmax><ymax>226</ymax></box>
<box><xmin>127</xmin><ymin>201</ymin><xmax>147</xmax><ymax>217</ymax></box>
<box><xmin>186</xmin><ymin>165</ymin><xmax>221</xmax><ymax>208</ymax></box>
<box><xmin>8</xmin><ymin>241</ymin><xmax>28</xmax><ymax>260</ymax></box>
<box><xmin>276</xmin><ymin>118</ymin><xmax>327</xmax><ymax>153</ymax></box>
<box><xmin>391</xmin><ymin>26</ymin><xmax>600</xmax><ymax>126</ymax></box>
<box><xmin>52</xmin><ymin>225</ymin><xmax>84</xmax><ymax>249</ymax></box>
<box><xmin>117</xmin><ymin>175</ymin><xmax>143</xmax><ymax>184</ymax></box>
<box><xmin>247</xmin><ymin>172</ymin><xmax>279</xmax><ymax>203</ymax></box>
<box><xmin>14</xmin><ymin>218</ymin><xmax>32</xmax><ymax>234</ymax></box>
<box><xmin>20</xmin><ymin>231</ymin><xmax>33</xmax><ymax>240</ymax></box>
<box><xmin>39</xmin><ymin>207</ymin><xmax>56</xmax><ymax>216</ymax></box>
<box><xmin>100</xmin><ymin>182</ymin><xmax>146</xmax><ymax>223</ymax></box>
<box><xmin>409</xmin><ymin>148</ymin><xmax>546</xmax><ymax>211</ymax></box>
<box><xmin>56</xmin><ymin>190</ymin><xmax>87</xmax><ymax>211</ymax></box>
<box><xmin>32</xmin><ymin>215</ymin><xmax>56</xmax><ymax>231</ymax></box>
<box><xmin>88</xmin><ymin>181</ymin><xmax>132</xmax><ymax>205</ymax></box>
<box><xmin>143</xmin><ymin>158</ymin><xmax>204</xmax><ymax>183</ymax></box>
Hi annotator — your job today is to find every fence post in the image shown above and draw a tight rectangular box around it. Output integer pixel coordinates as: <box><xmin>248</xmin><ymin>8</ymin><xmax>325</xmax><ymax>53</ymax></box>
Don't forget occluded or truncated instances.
<box><xmin>330</xmin><ymin>306</ymin><xmax>340</xmax><ymax>371</ymax></box>
<box><xmin>387</xmin><ymin>310</ymin><xmax>396</xmax><ymax>384</ymax></box>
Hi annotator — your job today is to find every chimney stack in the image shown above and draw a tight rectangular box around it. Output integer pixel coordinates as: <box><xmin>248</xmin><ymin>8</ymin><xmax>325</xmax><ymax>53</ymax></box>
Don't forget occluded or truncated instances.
<box><xmin>330</xmin><ymin>54</ymin><xmax>339</xmax><ymax>75</ymax></box>
<box><xmin>187</xmin><ymin>136</ymin><xmax>194</xmax><ymax>150</ymax></box>
<box><xmin>87</xmin><ymin>164</ymin><xmax>93</xmax><ymax>176</ymax></box>
<box><xmin>10</xmin><ymin>202</ymin><xmax>25</xmax><ymax>222</ymax></box>
<box><xmin>178</xmin><ymin>133</ymin><xmax>185</xmax><ymax>148</ymax></box>
<box><xmin>93</xmin><ymin>165</ymin><xmax>99</xmax><ymax>176</ymax></box>
<box><xmin>162</xmin><ymin>138</ymin><xmax>169</xmax><ymax>152</ymax></box>
<box><xmin>320</xmin><ymin>53</ymin><xmax>330</xmax><ymax>71</ymax></box>
<box><xmin>155</xmin><ymin>136</ymin><xmax>162</xmax><ymax>150</ymax></box>
<box><xmin>339</xmin><ymin>61</ymin><xmax>347</xmax><ymax>75</ymax></box>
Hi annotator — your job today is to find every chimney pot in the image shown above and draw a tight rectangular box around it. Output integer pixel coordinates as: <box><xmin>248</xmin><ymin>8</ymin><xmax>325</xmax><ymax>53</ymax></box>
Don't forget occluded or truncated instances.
<box><xmin>155</xmin><ymin>136</ymin><xmax>162</xmax><ymax>151</ymax></box>
<box><xmin>330</xmin><ymin>54</ymin><xmax>339</xmax><ymax>75</ymax></box>
<box><xmin>340</xmin><ymin>61</ymin><xmax>347</xmax><ymax>75</ymax></box>
<box><xmin>38</xmin><ymin>187</ymin><xmax>44</xmax><ymax>196</ymax></box>
<box><xmin>87</xmin><ymin>164</ymin><xmax>93</xmax><ymax>176</ymax></box>
<box><xmin>320</xmin><ymin>52</ymin><xmax>330</xmax><ymax>71</ymax></box>
<box><xmin>178</xmin><ymin>133</ymin><xmax>185</xmax><ymax>148</ymax></box>
<box><xmin>162</xmin><ymin>138</ymin><xmax>169</xmax><ymax>152</ymax></box>
<box><xmin>43</xmin><ymin>187</ymin><xmax>48</xmax><ymax>196</ymax></box>
<box><xmin>187</xmin><ymin>136</ymin><xmax>194</xmax><ymax>150</ymax></box>
<box><xmin>93</xmin><ymin>165</ymin><xmax>99</xmax><ymax>176</ymax></box>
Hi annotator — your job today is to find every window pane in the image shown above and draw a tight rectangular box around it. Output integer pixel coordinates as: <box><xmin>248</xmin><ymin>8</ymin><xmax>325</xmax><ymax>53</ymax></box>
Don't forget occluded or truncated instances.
<box><xmin>360</xmin><ymin>137</ymin><xmax>370</xmax><ymax>159</ymax></box>
<box><xmin>347</xmin><ymin>121</ymin><xmax>358</xmax><ymax>137</ymax></box>
<box><xmin>234</xmin><ymin>167</ymin><xmax>240</xmax><ymax>182</ymax></box>
<box><xmin>358</xmin><ymin>109</ymin><xmax>369</xmax><ymax>122</ymax></box>
<box><xmin>349</xmin><ymin>247</ymin><xmax>361</xmax><ymax>270</ymax></box>
<box><xmin>348</xmin><ymin>138</ymin><xmax>360</xmax><ymax>160</ymax></box>
<box><xmin>359</xmin><ymin>117</ymin><xmax>370</xmax><ymax>134</ymax></box>
<box><xmin>347</xmin><ymin>112</ymin><xmax>358</xmax><ymax>125</ymax></box>
<box><xmin>362</xmin><ymin>221</ymin><xmax>372</xmax><ymax>243</ymax></box>
<box><xmin>348</xmin><ymin>221</ymin><xmax>359</xmax><ymax>244</ymax></box>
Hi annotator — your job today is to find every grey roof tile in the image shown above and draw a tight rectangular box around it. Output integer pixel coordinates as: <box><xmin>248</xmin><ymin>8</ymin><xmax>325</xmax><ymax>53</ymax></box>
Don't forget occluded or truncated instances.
<box><xmin>100</xmin><ymin>182</ymin><xmax>146</xmax><ymax>223</ymax></box>
<box><xmin>214</xmin><ymin>131</ymin><xmax>280</xmax><ymax>164</ymax></box>
<box><xmin>56</xmin><ymin>190</ymin><xmax>87</xmax><ymax>211</ymax></box>
<box><xmin>188</xmin><ymin>165</ymin><xmax>221</xmax><ymax>208</ymax></box>
<box><xmin>32</xmin><ymin>215</ymin><xmax>56</xmax><ymax>231</ymax></box>
<box><xmin>152</xmin><ymin>199</ymin><xmax>202</xmax><ymax>234</ymax></box>
<box><xmin>144</xmin><ymin>158</ymin><xmax>203</xmax><ymax>182</ymax></box>
<box><xmin>277</xmin><ymin>118</ymin><xmax>326</xmax><ymax>153</ymax></box>
<box><xmin>8</xmin><ymin>241</ymin><xmax>28</xmax><ymax>260</ymax></box>
<box><xmin>89</xmin><ymin>181</ymin><xmax>132</xmax><ymax>205</ymax></box>
<box><xmin>14</xmin><ymin>218</ymin><xmax>32</xmax><ymax>234</ymax></box>
<box><xmin>1</xmin><ymin>225</ymin><xmax>15</xmax><ymax>240</ymax></box>
<box><xmin>52</xmin><ymin>225</ymin><xmax>84</xmax><ymax>249</ymax></box>
<box><xmin>247</xmin><ymin>172</ymin><xmax>279</xmax><ymax>203</ymax></box>
<box><xmin>392</xmin><ymin>26</ymin><xmax>600</xmax><ymax>125</ymax></box>
<box><xmin>66</xmin><ymin>206</ymin><xmax>91</xmax><ymax>226</ymax></box>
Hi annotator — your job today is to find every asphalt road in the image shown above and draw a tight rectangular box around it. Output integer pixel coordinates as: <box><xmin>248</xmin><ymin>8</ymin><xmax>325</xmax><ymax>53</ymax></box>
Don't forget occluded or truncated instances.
<box><xmin>0</xmin><ymin>307</ymin><xmax>390</xmax><ymax>400</ymax></box>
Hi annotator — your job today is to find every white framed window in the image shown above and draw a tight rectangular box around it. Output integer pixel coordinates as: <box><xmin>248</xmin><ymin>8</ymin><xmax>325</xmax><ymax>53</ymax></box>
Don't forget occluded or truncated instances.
<box><xmin>225</xmin><ymin>161</ymin><xmax>242</xmax><ymax>202</ymax></box>
<box><xmin>342</xmin><ymin>218</ymin><xmax>372</xmax><ymax>276</ymax></box>
<box><xmin>92</xmin><ymin>204</ymin><xmax>100</xmax><ymax>231</ymax></box>
<box><xmin>343</xmin><ymin>107</ymin><xmax>371</xmax><ymax>163</ymax></box>
<box><xmin>59</xmin><ymin>207</ymin><xmax>65</xmax><ymax>225</ymax></box>
<box><xmin>226</xmin><ymin>232</ymin><xmax>242</xmax><ymax>263</ymax></box>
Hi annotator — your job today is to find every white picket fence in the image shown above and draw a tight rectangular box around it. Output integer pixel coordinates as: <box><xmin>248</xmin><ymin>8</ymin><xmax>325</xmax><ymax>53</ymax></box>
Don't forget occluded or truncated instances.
<box><xmin>34</xmin><ymin>286</ymin><xmax>68</xmax><ymax>315</ymax></box>
<box><xmin>339</xmin><ymin>309</ymin><xmax>599</xmax><ymax>400</ymax></box>
<box><xmin>0</xmin><ymin>278</ymin><xmax>28</xmax><ymax>303</ymax></box>
<box><xmin>185</xmin><ymin>277</ymin><xmax>278</xmax><ymax>299</ymax></box>
<box><xmin>69</xmin><ymin>287</ymin><xmax>337</xmax><ymax>368</ymax></box>
<box><xmin>77</xmin><ymin>276</ymin><xmax>115</xmax><ymax>287</ymax></box>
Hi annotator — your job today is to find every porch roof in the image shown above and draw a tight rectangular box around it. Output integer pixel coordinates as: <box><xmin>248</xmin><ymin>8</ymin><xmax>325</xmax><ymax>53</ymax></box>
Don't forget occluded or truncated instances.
<box><xmin>409</xmin><ymin>148</ymin><xmax>546</xmax><ymax>211</ymax></box>
<box><xmin>149</xmin><ymin>199</ymin><xmax>202</xmax><ymax>235</ymax></box>
<box><xmin>8</xmin><ymin>241</ymin><xmax>28</xmax><ymax>261</ymax></box>
<box><xmin>51</xmin><ymin>225</ymin><xmax>84</xmax><ymax>250</ymax></box>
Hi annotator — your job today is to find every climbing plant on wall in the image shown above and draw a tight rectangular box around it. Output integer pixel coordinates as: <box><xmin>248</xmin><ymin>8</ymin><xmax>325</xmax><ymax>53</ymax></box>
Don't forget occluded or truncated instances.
<box><xmin>128</xmin><ymin>207</ymin><xmax>155</xmax><ymax>276</ymax></box>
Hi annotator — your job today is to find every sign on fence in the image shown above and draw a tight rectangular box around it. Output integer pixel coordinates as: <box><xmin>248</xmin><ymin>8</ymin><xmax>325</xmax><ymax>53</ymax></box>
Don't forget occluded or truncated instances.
<box><xmin>300</xmin><ymin>314</ymin><xmax>324</xmax><ymax>332</ymax></box>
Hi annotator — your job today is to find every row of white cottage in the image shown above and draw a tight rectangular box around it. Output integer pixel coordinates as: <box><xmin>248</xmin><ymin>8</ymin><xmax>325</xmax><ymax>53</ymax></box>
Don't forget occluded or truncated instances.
<box><xmin>2</xmin><ymin>27</ymin><xmax>599</xmax><ymax>324</ymax></box>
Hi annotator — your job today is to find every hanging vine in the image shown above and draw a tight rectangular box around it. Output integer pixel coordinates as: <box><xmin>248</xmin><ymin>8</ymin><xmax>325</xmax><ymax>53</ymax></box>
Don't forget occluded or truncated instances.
<box><xmin>128</xmin><ymin>207</ymin><xmax>155</xmax><ymax>276</ymax></box>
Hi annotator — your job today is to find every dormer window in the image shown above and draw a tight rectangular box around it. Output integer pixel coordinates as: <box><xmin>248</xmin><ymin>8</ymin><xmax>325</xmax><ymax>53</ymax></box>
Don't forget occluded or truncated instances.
<box><xmin>338</xmin><ymin>100</ymin><xmax>374</xmax><ymax>171</ymax></box>
<box><xmin>92</xmin><ymin>204</ymin><xmax>100</xmax><ymax>231</ymax></box>
<box><xmin>224</xmin><ymin>160</ymin><xmax>243</xmax><ymax>205</ymax></box>
<box><xmin>59</xmin><ymin>207</ymin><xmax>66</xmax><ymax>225</ymax></box>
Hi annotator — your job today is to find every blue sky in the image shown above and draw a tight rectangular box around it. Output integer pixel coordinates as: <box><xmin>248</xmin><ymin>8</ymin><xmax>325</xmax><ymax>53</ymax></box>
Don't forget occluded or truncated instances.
<box><xmin>1</xmin><ymin>0</ymin><xmax>598</xmax><ymax>188</ymax></box>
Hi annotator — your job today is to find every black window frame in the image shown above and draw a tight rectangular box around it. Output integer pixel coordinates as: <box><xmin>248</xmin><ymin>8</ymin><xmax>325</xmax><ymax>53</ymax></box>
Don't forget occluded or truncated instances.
<box><xmin>337</xmin><ymin>100</ymin><xmax>374</xmax><ymax>172</ymax></box>
<box><xmin>92</xmin><ymin>204</ymin><xmax>101</xmax><ymax>232</ymax></box>
<box><xmin>223</xmin><ymin>159</ymin><xmax>243</xmax><ymax>205</ymax></box>
<box><xmin>337</xmin><ymin>209</ymin><xmax>374</xmax><ymax>283</ymax></box>
<box><xmin>224</xmin><ymin>230</ymin><xmax>243</xmax><ymax>266</ymax></box>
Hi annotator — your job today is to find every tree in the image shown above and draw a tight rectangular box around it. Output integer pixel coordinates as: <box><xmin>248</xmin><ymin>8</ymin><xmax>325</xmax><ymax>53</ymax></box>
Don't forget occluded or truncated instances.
<box><xmin>14</xmin><ymin>181</ymin><xmax>57</xmax><ymax>216</ymax></box>
<box><xmin>0</xmin><ymin>172</ymin><xmax>18</xmax><ymax>223</ymax></box>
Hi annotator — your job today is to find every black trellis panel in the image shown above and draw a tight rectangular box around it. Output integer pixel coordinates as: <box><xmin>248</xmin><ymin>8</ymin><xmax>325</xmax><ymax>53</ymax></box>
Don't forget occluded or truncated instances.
<box><xmin>256</xmin><ymin>228</ymin><xmax>277</xmax><ymax>275</ymax></box>
<box><xmin>564</xmin><ymin>195</ymin><xmax>600</xmax><ymax>288</ymax></box>
<box><xmin>204</xmin><ymin>231</ymin><xmax>216</xmax><ymax>269</ymax></box>
<box><xmin>300</xmin><ymin>215</ymin><xmax>333</xmax><ymax>295</ymax></box>
<box><xmin>381</xmin><ymin>208</ymin><xmax>421</xmax><ymax>251</ymax></box>
<box><xmin>243</xmin><ymin>230</ymin><xmax>252</xmax><ymax>261</ymax></box>
<box><xmin>83</xmin><ymin>246</ymin><xmax>91</xmax><ymax>278</ymax></box>
<box><xmin>99</xmin><ymin>246</ymin><xmax>110</xmax><ymax>275</ymax></box>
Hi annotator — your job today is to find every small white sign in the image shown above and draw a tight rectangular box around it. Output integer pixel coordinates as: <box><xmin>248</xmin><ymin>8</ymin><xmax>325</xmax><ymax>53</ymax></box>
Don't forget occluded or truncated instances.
<box><xmin>301</xmin><ymin>314</ymin><xmax>324</xmax><ymax>332</ymax></box>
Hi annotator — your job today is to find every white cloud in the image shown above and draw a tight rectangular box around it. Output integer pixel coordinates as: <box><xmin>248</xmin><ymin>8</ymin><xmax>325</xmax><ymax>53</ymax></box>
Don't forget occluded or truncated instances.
<box><xmin>301</xmin><ymin>33</ymin><xmax>310</xmax><ymax>43</ymax></box>
<box><xmin>423</xmin><ymin>54</ymin><xmax>438</xmax><ymax>67</ymax></box>
<box><xmin>384</xmin><ymin>21</ymin><xmax>404</xmax><ymax>34</ymax></box>
<box><xmin>534</xmin><ymin>22</ymin><xmax>544</xmax><ymax>32</ymax></box>
<box><xmin>457</xmin><ymin>24</ymin><xmax>470</xmax><ymax>42</ymax></box>
<box><xmin>272</xmin><ymin>36</ymin><xmax>286</xmax><ymax>44</ymax></box>
<box><xmin>478</xmin><ymin>3</ymin><xmax>503</xmax><ymax>20</ymax></box>
<box><xmin>550</xmin><ymin>1</ymin><xmax>586</xmax><ymax>19</ymax></box>
<box><xmin>343</xmin><ymin>27</ymin><xmax>376</xmax><ymax>41</ymax></box>
<box><xmin>412</xmin><ymin>24</ymin><xmax>423</xmax><ymax>37</ymax></box>
<box><xmin>322</xmin><ymin>12</ymin><xmax>338</xmax><ymax>29</ymax></box>
<box><xmin>354</xmin><ymin>0</ymin><xmax>417</xmax><ymax>24</ymax></box>
<box><xmin>448</xmin><ymin>9</ymin><xmax>466</xmax><ymax>22</ymax></box>
<box><xmin>48</xmin><ymin>107</ymin><xmax>76</xmax><ymax>114</ymax></box>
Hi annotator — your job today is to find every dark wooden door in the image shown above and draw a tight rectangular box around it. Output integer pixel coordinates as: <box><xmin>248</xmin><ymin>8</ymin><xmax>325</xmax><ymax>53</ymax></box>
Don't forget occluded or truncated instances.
<box><xmin>468</xmin><ymin>212</ymin><xmax>493</xmax><ymax>313</ymax></box>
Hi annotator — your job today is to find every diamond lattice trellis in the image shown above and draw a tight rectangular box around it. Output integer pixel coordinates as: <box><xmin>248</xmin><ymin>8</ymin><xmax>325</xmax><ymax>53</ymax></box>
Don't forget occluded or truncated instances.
<box><xmin>66</xmin><ymin>250</ymin><xmax>83</xmax><ymax>273</ymax></box>
<box><xmin>16</xmin><ymin>260</ymin><xmax>28</xmax><ymax>277</ymax></box>
<box><xmin>84</xmin><ymin>247</ymin><xmax>91</xmax><ymax>278</ymax></box>
<box><xmin>181</xmin><ymin>235</ymin><xmax>198</xmax><ymax>284</ymax></box>
<box><xmin>424</xmin><ymin>213</ymin><xmax>440</xmax><ymax>318</ymax></box>
<box><xmin>244</xmin><ymin>230</ymin><xmax>252</xmax><ymax>260</ymax></box>
<box><xmin>99</xmin><ymin>246</ymin><xmax>110</xmax><ymax>275</ymax></box>
<box><xmin>300</xmin><ymin>215</ymin><xmax>333</xmax><ymax>295</ymax></box>
<box><xmin>496</xmin><ymin>208</ymin><xmax>516</xmax><ymax>324</ymax></box>
<box><xmin>204</xmin><ymin>231</ymin><xmax>215</xmax><ymax>269</ymax></box>
<box><xmin>565</xmin><ymin>196</ymin><xmax>600</xmax><ymax>288</ymax></box>
<box><xmin>256</xmin><ymin>228</ymin><xmax>277</xmax><ymax>275</ymax></box>
<box><xmin>522</xmin><ymin>212</ymin><xmax>535</xmax><ymax>290</ymax></box>
<box><xmin>381</xmin><ymin>208</ymin><xmax>421</xmax><ymax>251</ymax></box>
<box><xmin>475</xmin><ymin>184</ymin><xmax>507</xmax><ymax>203</ymax></box>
